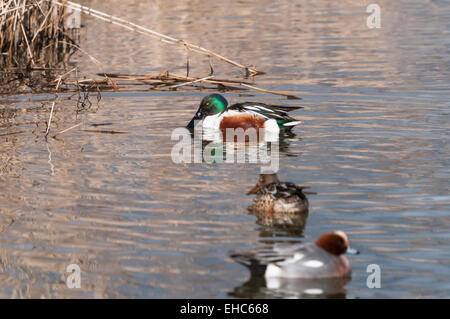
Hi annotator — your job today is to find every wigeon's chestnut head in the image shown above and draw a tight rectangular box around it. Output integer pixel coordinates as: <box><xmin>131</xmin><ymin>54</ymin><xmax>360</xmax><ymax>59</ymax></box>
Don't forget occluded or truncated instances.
<box><xmin>315</xmin><ymin>230</ymin><xmax>349</xmax><ymax>256</ymax></box>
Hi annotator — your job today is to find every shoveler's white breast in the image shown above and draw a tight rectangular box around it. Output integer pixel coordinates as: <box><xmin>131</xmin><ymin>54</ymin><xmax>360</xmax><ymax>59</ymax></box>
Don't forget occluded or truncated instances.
<box><xmin>203</xmin><ymin>110</ymin><xmax>240</xmax><ymax>129</ymax></box>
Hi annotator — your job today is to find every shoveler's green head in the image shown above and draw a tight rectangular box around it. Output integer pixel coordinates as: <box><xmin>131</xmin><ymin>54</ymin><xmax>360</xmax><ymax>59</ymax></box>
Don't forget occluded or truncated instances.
<box><xmin>187</xmin><ymin>94</ymin><xmax>228</xmax><ymax>129</ymax></box>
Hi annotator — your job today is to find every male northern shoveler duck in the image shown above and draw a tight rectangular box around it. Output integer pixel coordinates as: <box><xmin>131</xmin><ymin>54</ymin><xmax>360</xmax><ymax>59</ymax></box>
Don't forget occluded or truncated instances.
<box><xmin>230</xmin><ymin>231</ymin><xmax>354</xmax><ymax>279</ymax></box>
<box><xmin>247</xmin><ymin>173</ymin><xmax>309</xmax><ymax>216</ymax></box>
<box><xmin>186</xmin><ymin>94</ymin><xmax>302</xmax><ymax>133</ymax></box>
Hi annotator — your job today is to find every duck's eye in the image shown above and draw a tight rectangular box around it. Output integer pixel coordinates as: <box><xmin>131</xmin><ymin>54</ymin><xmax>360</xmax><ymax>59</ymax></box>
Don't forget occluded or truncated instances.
<box><xmin>206</xmin><ymin>102</ymin><xmax>210</xmax><ymax>106</ymax></box>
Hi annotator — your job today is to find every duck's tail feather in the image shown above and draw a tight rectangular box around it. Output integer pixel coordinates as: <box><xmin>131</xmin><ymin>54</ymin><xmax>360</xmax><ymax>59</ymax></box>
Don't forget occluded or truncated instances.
<box><xmin>230</xmin><ymin>248</ymin><xmax>286</xmax><ymax>276</ymax></box>
<box><xmin>230</xmin><ymin>251</ymin><xmax>268</xmax><ymax>276</ymax></box>
<box><xmin>283</xmin><ymin>120</ymin><xmax>302</xmax><ymax>127</ymax></box>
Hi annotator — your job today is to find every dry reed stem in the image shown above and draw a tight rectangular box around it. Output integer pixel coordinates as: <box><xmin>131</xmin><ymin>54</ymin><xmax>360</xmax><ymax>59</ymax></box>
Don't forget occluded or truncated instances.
<box><xmin>164</xmin><ymin>75</ymin><xmax>215</xmax><ymax>89</ymax></box>
<box><xmin>240</xmin><ymin>83</ymin><xmax>301</xmax><ymax>100</ymax></box>
<box><xmin>52</xmin><ymin>121</ymin><xmax>82</xmax><ymax>137</ymax></box>
<box><xmin>45</xmin><ymin>76</ymin><xmax>62</xmax><ymax>136</ymax></box>
<box><xmin>45</xmin><ymin>66</ymin><xmax>78</xmax><ymax>137</ymax></box>
<box><xmin>0</xmin><ymin>130</ymin><xmax>27</xmax><ymax>137</ymax></box>
<box><xmin>30</xmin><ymin>7</ymin><xmax>52</xmax><ymax>44</ymax></box>
<box><xmin>20</xmin><ymin>22</ymin><xmax>35</xmax><ymax>65</ymax></box>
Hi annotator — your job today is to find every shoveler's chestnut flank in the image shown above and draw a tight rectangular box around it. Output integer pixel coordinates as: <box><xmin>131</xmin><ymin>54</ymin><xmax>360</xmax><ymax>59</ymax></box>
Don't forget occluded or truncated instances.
<box><xmin>231</xmin><ymin>231</ymin><xmax>355</xmax><ymax>279</ymax></box>
<box><xmin>219</xmin><ymin>113</ymin><xmax>266</xmax><ymax>131</ymax></box>
<box><xmin>187</xmin><ymin>94</ymin><xmax>302</xmax><ymax>133</ymax></box>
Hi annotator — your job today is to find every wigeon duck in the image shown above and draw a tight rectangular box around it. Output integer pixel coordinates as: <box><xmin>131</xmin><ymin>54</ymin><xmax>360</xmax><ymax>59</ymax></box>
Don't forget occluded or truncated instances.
<box><xmin>230</xmin><ymin>231</ymin><xmax>354</xmax><ymax>279</ymax></box>
<box><xmin>247</xmin><ymin>173</ymin><xmax>309</xmax><ymax>216</ymax></box>
<box><xmin>186</xmin><ymin>94</ymin><xmax>302</xmax><ymax>133</ymax></box>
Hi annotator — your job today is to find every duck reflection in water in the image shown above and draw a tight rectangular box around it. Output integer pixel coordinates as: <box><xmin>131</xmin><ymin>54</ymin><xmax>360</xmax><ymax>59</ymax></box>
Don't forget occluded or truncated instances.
<box><xmin>228</xmin><ymin>273</ymin><xmax>350</xmax><ymax>299</ymax></box>
<box><xmin>186</xmin><ymin>125</ymin><xmax>298</xmax><ymax>157</ymax></box>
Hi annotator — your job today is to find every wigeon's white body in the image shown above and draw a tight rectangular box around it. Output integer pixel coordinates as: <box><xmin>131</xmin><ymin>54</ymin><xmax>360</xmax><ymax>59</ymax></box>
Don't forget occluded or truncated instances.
<box><xmin>263</xmin><ymin>242</ymin><xmax>351</xmax><ymax>279</ymax></box>
<box><xmin>231</xmin><ymin>231</ymin><xmax>353</xmax><ymax>279</ymax></box>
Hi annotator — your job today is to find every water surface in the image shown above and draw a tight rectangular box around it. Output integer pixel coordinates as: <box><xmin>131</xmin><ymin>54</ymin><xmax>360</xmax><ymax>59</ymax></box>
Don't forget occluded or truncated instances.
<box><xmin>0</xmin><ymin>0</ymin><xmax>449</xmax><ymax>298</ymax></box>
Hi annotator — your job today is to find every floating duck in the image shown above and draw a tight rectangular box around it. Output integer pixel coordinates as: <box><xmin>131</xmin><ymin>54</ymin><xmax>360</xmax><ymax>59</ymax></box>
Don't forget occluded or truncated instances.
<box><xmin>231</xmin><ymin>231</ymin><xmax>355</xmax><ymax>279</ymax></box>
<box><xmin>187</xmin><ymin>94</ymin><xmax>302</xmax><ymax>134</ymax></box>
<box><xmin>247</xmin><ymin>173</ymin><xmax>309</xmax><ymax>216</ymax></box>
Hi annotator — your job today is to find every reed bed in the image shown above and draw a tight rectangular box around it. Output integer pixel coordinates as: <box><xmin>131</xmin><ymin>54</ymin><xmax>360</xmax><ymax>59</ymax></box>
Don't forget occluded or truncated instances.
<box><xmin>0</xmin><ymin>0</ymin><xmax>77</xmax><ymax>94</ymax></box>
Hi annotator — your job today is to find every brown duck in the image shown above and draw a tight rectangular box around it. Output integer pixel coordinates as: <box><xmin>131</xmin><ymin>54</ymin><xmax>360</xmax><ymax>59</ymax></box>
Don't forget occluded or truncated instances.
<box><xmin>247</xmin><ymin>173</ymin><xmax>309</xmax><ymax>217</ymax></box>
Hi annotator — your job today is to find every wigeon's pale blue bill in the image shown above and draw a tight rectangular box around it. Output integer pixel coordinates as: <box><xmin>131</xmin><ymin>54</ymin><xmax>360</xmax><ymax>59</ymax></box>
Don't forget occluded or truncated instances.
<box><xmin>346</xmin><ymin>247</ymin><xmax>360</xmax><ymax>255</ymax></box>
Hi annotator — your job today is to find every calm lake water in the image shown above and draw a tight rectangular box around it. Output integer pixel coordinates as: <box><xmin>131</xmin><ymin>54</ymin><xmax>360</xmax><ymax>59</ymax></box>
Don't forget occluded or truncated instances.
<box><xmin>1</xmin><ymin>0</ymin><xmax>449</xmax><ymax>298</ymax></box>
